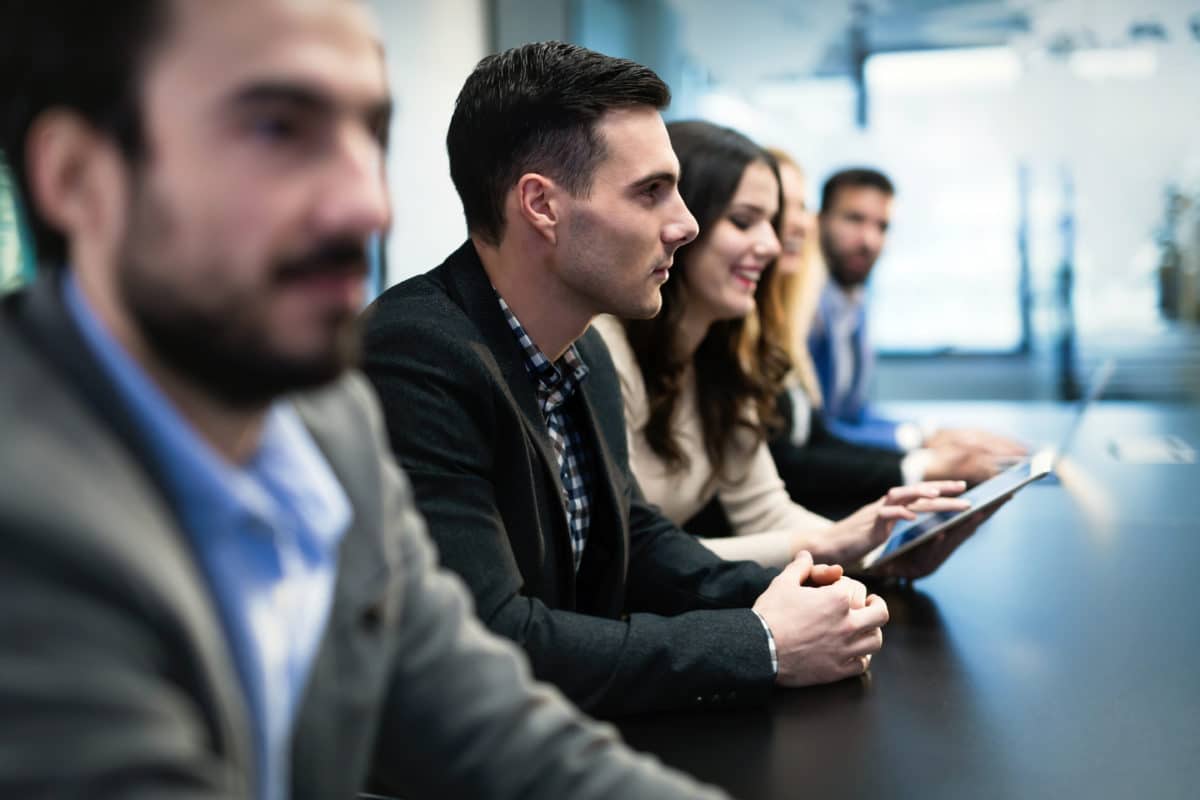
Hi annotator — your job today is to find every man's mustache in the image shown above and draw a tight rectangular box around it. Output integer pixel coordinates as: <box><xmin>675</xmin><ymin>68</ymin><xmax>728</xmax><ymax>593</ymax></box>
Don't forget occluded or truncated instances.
<box><xmin>276</xmin><ymin>239</ymin><xmax>370</xmax><ymax>282</ymax></box>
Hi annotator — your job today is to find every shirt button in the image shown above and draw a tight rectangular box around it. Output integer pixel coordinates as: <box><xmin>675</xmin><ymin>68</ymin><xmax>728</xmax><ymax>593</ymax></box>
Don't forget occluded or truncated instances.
<box><xmin>360</xmin><ymin>601</ymin><xmax>385</xmax><ymax>633</ymax></box>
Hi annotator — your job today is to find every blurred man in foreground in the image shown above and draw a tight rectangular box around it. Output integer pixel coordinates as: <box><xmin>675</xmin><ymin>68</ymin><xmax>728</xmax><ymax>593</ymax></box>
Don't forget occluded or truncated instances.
<box><xmin>0</xmin><ymin>2</ymin><xmax>725</xmax><ymax>798</ymax></box>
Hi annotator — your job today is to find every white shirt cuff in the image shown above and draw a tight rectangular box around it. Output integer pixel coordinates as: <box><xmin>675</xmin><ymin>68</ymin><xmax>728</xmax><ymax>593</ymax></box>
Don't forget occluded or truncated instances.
<box><xmin>895</xmin><ymin>418</ymin><xmax>941</xmax><ymax>452</ymax></box>
<box><xmin>900</xmin><ymin>448</ymin><xmax>935</xmax><ymax>485</ymax></box>
<box><xmin>751</xmin><ymin>609</ymin><xmax>778</xmax><ymax>677</ymax></box>
<box><xmin>894</xmin><ymin>421</ymin><xmax>924</xmax><ymax>452</ymax></box>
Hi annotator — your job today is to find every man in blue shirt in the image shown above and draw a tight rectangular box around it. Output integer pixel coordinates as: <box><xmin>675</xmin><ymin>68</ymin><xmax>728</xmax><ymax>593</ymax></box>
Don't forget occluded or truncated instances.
<box><xmin>810</xmin><ymin>167</ymin><xmax>1026</xmax><ymax>478</ymax></box>
<box><xmin>0</xmin><ymin>1</ymin><xmax>724</xmax><ymax>798</ymax></box>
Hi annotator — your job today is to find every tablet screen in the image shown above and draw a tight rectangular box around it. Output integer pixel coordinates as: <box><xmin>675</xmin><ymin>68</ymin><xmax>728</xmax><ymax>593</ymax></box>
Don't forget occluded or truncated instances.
<box><xmin>872</xmin><ymin>459</ymin><xmax>1038</xmax><ymax>562</ymax></box>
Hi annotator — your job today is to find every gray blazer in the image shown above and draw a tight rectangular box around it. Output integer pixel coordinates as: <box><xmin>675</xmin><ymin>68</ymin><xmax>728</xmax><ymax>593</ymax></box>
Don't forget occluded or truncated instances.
<box><xmin>0</xmin><ymin>275</ymin><xmax>726</xmax><ymax>799</ymax></box>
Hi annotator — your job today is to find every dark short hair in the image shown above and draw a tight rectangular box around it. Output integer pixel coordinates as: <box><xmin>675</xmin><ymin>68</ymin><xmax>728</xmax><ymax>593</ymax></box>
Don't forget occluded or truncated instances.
<box><xmin>820</xmin><ymin>167</ymin><xmax>895</xmax><ymax>214</ymax></box>
<box><xmin>446</xmin><ymin>41</ymin><xmax>670</xmax><ymax>246</ymax></box>
<box><xmin>666</xmin><ymin>121</ymin><xmax>780</xmax><ymax>247</ymax></box>
<box><xmin>0</xmin><ymin>0</ymin><xmax>169</xmax><ymax>267</ymax></box>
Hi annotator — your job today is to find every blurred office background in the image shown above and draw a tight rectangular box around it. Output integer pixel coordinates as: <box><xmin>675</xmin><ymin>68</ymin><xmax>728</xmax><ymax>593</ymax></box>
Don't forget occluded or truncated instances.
<box><xmin>4</xmin><ymin>0</ymin><xmax>1198</xmax><ymax>403</ymax></box>
<box><xmin>487</xmin><ymin>0</ymin><xmax>1200</xmax><ymax>404</ymax></box>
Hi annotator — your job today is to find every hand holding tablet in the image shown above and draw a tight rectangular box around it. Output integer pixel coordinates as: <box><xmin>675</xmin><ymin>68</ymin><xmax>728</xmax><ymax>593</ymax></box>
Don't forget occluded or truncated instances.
<box><xmin>848</xmin><ymin>361</ymin><xmax>1113</xmax><ymax>579</ymax></box>
<box><xmin>857</xmin><ymin>450</ymin><xmax>1056</xmax><ymax>576</ymax></box>
<box><xmin>864</xmin><ymin>497</ymin><xmax>1013</xmax><ymax>580</ymax></box>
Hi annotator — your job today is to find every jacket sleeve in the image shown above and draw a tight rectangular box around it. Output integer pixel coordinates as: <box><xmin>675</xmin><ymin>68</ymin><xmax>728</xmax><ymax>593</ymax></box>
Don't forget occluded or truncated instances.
<box><xmin>362</xmin><ymin>309</ymin><xmax>777</xmax><ymax>717</ymax></box>
<box><xmin>822</xmin><ymin>410</ymin><xmax>905</xmax><ymax>452</ymax></box>
<box><xmin>0</xmin><ymin>524</ymin><xmax>246</xmax><ymax>797</ymax></box>
<box><xmin>770</xmin><ymin>396</ymin><xmax>905</xmax><ymax>513</ymax></box>
<box><xmin>363</xmin><ymin>420</ymin><xmax>730</xmax><ymax>799</ymax></box>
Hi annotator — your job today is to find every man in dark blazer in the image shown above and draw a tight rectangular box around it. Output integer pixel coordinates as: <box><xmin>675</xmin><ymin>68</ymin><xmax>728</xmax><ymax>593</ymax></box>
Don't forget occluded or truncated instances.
<box><xmin>0</xmin><ymin>3</ymin><xmax>726</xmax><ymax>798</ymax></box>
<box><xmin>362</xmin><ymin>42</ymin><xmax>892</xmax><ymax>719</ymax></box>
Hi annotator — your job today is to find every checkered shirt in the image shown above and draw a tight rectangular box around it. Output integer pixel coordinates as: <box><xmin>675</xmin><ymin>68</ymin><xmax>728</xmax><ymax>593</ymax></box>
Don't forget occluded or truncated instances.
<box><xmin>497</xmin><ymin>295</ymin><xmax>595</xmax><ymax>572</ymax></box>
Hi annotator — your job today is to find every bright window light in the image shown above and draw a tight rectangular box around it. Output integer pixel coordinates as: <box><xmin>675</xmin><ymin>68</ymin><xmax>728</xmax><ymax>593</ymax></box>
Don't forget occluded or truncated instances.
<box><xmin>866</xmin><ymin>47</ymin><xmax>1022</xmax><ymax>91</ymax></box>
<box><xmin>695</xmin><ymin>91</ymin><xmax>771</xmax><ymax>138</ymax></box>
<box><xmin>1068</xmin><ymin>48</ymin><xmax>1158</xmax><ymax>80</ymax></box>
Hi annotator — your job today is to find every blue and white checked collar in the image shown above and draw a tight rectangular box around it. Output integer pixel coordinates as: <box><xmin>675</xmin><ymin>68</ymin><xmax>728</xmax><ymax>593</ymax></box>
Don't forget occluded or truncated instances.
<box><xmin>495</xmin><ymin>293</ymin><xmax>590</xmax><ymax>412</ymax></box>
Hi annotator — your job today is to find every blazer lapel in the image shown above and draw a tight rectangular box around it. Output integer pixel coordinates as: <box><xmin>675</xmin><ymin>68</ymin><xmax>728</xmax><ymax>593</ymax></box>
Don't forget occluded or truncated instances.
<box><xmin>439</xmin><ymin>243</ymin><xmax>577</xmax><ymax>587</ymax></box>
<box><xmin>442</xmin><ymin>244</ymin><xmax>558</xmax><ymax>457</ymax></box>
<box><xmin>289</xmin><ymin>385</ymin><xmax>396</xmax><ymax>800</ymax></box>
<box><xmin>571</xmin><ymin>363</ymin><xmax>629</xmax><ymax>616</ymax></box>
<box><xmin>810</xmin><ymin>287</ymin><xmax>838</xmax><ymax>415</ymax></box>
<box><xmin>16</xmin><ymin>274</ymin><xmax>256</xmax><ymax>789</ymax></box>
<box><xmin>850</xmin><ymin>301</ymin><xmax>872</xmax><ymax>417</ymax></box>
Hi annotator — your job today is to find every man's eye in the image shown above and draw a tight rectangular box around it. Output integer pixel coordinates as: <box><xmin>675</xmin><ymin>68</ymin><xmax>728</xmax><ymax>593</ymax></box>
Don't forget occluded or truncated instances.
<box><xmin>642</xmin><ymin>182</ymin><xmax>662</xmax><ymax>198</ymax></box>
<box><xmin>372</xmin><ymin>121</ymin><xmax>391</xmax><ymax>148</ymax></box>
<box><xmin>251</xmin><ymin>115</ymin><xmax>300</xmax><ymax>142</ymax></box>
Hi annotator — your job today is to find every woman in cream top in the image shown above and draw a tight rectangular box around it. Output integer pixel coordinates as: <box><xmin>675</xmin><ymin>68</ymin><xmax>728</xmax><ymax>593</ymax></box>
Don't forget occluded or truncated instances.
<box><xmin>598</xmin><ymin>121</ymin><xmax>968</xmax><ymax>569</ymax></box>
<box><xmin>594</xmin><ymin>313</ymin><xmax>829</xmax><ymax>567</ymax></box>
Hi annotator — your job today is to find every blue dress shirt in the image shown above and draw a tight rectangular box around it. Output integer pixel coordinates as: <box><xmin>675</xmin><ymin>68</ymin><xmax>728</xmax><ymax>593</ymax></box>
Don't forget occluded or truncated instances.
<box><xmin>810</xmin><ymin>282</ymin><xmax>910</xmax><ymax>451</ymax></box>
<box><xmin>63</xmin><ymin>275</ymin><xmax>350</xmax><ymax>800</ymax></box>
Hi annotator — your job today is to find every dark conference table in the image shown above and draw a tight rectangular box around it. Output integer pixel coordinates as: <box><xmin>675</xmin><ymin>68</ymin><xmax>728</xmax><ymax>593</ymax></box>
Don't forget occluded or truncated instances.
<box><xmin>618</xmin><ymin>401</ymin><xmax>1200</xmax><ymax>800</ymax></box>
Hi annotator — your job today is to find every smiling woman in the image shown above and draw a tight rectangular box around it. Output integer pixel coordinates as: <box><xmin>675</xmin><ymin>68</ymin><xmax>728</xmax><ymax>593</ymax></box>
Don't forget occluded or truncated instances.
<box><xmin>593</xmin><ymin>120</ymin><xmax>972</xmax><ymax>570</ymax></box>
<box><xmin>594</xmin><ymin>120</ymin><xmax>827</xmax><ymax>567</ymax></box>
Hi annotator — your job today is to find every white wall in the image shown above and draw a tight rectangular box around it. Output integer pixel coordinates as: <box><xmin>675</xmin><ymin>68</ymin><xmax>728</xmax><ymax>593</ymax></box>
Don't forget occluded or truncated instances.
<box><xmin>367</xmin><ymin>0</ymin><xmax>489</xmax><ymax>286</ymax></box>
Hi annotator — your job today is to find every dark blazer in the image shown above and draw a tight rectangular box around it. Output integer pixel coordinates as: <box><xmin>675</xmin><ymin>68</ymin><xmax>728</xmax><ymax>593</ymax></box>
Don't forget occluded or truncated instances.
<box><xmin>768</xmin><ymin>388</ymin><xmax>906</xmax><ymax>521</ymax></box>
<box><xmin>362</xmin><ymin>241</ymin><xmax>779</xmax><ymax>717</ymax></box>
<box><xmin>0</xmin><ymin>275</ymin><xmax>725</xmax><ymax>799</ymax></box>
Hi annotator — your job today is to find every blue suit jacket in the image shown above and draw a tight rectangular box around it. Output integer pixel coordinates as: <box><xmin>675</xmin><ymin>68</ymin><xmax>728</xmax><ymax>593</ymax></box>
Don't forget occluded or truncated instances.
<box><xmin>808</xmin><ymin>282</ymin><xmax>905</xmax><ymax>452</ymax></box>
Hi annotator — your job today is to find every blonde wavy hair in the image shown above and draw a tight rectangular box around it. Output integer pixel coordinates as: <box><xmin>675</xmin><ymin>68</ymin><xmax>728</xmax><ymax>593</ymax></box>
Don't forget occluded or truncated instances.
<box><xmin>743</xmin><ymin>148</ymin><xmax>826</xmax><ymax>406</ymax></box>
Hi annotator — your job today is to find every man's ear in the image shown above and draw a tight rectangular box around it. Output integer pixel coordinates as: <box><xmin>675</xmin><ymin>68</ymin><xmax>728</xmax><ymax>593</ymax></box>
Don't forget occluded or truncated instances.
<box><xmin>515</xmin><ymin>172</ymin><xmax>561</xmax><ymax>245</ymax></box>
<box><xmin>24</xmin><ymin>109</ymin><xmax>127</xmax><ymax>256</ymax></box>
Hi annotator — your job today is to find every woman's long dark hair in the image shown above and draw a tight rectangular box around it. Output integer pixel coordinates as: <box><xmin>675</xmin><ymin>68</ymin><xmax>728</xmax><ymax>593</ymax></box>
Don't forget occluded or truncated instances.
<box><xmin>622</xmin><ymin>120</ymin><xmax>791</xmax><ymax>486</ymax></box>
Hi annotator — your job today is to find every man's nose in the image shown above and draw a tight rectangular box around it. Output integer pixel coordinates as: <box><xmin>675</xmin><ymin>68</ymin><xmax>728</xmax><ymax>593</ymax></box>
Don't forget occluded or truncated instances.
<box><xmin>313</xmin><ymin>130</ymin><xmax>392</xmax><ymax>239</ymax></box>
<box><xmin>860</xmin><ymin>223</ymin><xmax>884</xmax><ymax>253</ymax></box>
<box><xmin>664</xmin><ymin>193</ymin><xmax>699</xmax><ymax>248</ymax></box>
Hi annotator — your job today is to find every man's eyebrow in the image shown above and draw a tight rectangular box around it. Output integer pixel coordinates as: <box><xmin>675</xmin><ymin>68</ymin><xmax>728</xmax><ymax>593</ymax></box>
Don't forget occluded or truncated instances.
<box><xmin>231</xmin><ymin>82</ymin><xmax>334</xmax><ymax>112</ymax></box>
<box><xmin>230</xmin><ymin>82</ymin><xmax>393</xmax><ymax>123</ymax></box>
<box><xmin>628</xmin><ymin>170</ymin><xmax>678</xmax><ymax>190</ymax></box>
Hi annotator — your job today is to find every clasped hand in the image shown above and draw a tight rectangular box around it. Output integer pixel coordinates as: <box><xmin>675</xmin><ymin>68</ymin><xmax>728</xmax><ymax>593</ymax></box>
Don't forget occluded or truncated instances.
<box><xmin>752</xmin><ymin>551</ymin><xmax>888</xmax><ymax>687</ymax></box>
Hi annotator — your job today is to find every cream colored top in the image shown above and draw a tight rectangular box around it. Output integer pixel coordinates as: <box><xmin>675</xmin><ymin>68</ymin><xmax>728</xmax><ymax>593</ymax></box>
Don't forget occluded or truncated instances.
<box><xmin>592</xmin><ymin>315</ymin><xmax>831</xmax><ymax>568</ymax></box>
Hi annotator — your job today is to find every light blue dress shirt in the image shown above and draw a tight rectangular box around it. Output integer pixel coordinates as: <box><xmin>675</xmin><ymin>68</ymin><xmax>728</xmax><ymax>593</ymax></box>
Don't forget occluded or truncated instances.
<box><xmin>63</xmin><ymin>275</ymin><xmax>351</xmax><ymax>800</ymax></box>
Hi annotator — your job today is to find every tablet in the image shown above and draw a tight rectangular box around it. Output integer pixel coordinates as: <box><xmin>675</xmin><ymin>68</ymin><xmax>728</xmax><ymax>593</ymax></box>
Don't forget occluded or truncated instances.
<box><xmin>859</xmin><ymin>449</ymin><xmax>1055</xmax><ymax>572</ymax></box>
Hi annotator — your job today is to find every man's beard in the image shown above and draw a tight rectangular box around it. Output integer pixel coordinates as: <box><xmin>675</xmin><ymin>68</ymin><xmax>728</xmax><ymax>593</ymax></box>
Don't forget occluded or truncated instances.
<box><xmin>821</xmin><ymin>235</ymin><xmax>871</xmax><ymax>290</ymax></box>
<box><xmin>126</xmin><ymin>279</ymin><xmax>363</xmax><ymax>410</ymax></box>
<box><xmin>117</xmin><ymin>184</ymin><xmax>366</xmax><ymax>410</ymax></box>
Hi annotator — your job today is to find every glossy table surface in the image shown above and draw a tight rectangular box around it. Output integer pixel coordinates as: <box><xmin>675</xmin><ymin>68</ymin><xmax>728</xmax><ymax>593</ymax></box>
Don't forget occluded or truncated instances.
<box><xmin>618</xmin><ymin>402</ymin><xmax>1200</xmax><ymax>800</ymax></box>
